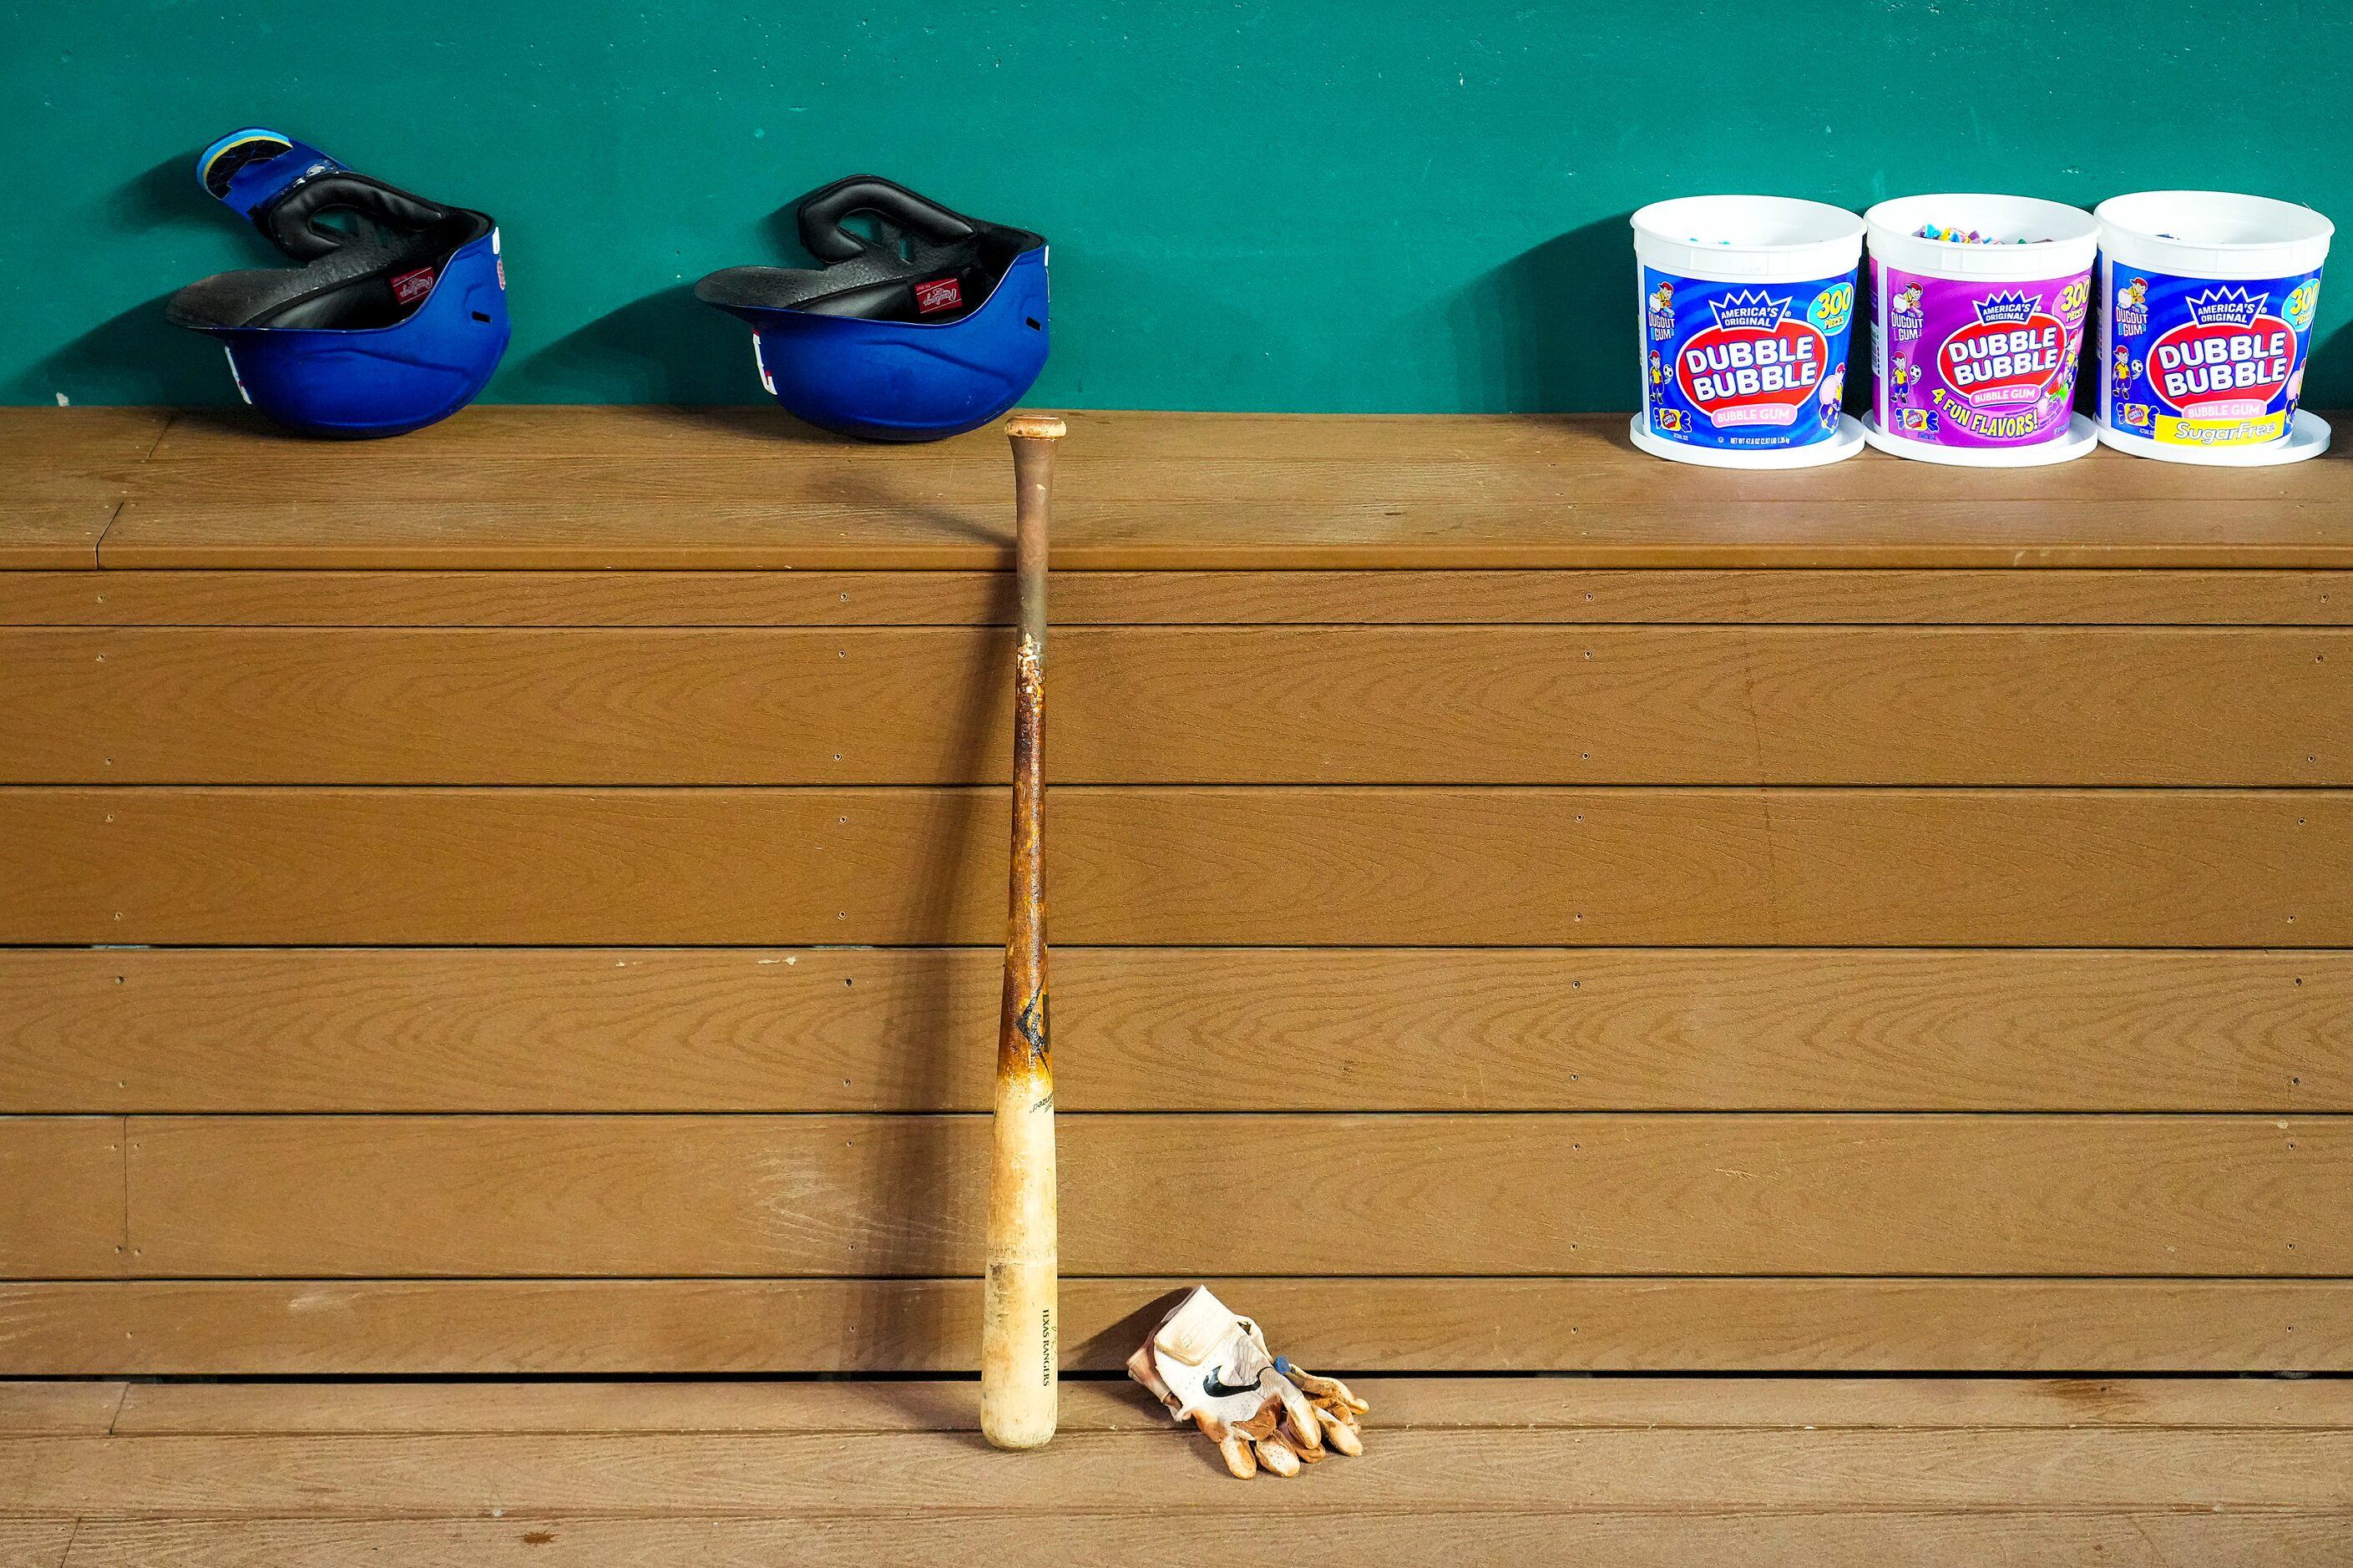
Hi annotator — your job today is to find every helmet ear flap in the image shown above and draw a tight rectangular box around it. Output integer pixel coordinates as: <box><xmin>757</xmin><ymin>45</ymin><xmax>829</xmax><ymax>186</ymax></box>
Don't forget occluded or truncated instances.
<box><xmin>200</xmin><ymin>132</ymin><xmax>294</xmax><ymax>199</ymax></box>
<box><xmin>261</xmin><ymin>174</ymin><xmax>455</xmax><ymax>261</ymax></box>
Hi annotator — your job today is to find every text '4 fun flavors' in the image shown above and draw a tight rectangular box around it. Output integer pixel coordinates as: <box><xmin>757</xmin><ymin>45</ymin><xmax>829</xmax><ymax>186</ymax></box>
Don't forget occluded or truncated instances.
<box><xmin>1862</xmin><ymin>194</ymin><xmax>2100</xmax><ymax>467</ymax></box>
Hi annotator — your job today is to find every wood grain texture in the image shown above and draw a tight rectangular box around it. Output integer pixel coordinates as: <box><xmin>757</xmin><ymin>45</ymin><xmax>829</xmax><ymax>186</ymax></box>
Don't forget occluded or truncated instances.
<box><xmin>108</xmin><ymin>1379</ymin><xmax>1172</xmax><ymax>1436</ymax></box>
<box><xmin>7</xmin><ymin>569</ymin><xmax>2350</xmax><ymax>627</ymax></box>
<box><xmin>4</xmin><ymin>948</ymin><xmax>2341</xmax><ymax>1114</ymax></box>
<box><xmin>74</xmin><ymin>405</ymin><xmax>2353</xmax><ymax>569</ymax></box>
<box><xmin>102</xmin><ymin>1375</ymin><xmax>2353</xmax><ymax>1435</ymax></box>
<box><xmin>53</xmin><ymin>1510</ymin><xmax>2353</xmax><ymax>1568</ymax></box>
<box><xmin>0</xmin><ymin>1118</ymin><xmax>124</xmax><ymax>1277</ymax></box>
<box><xmin>0</xmin><ymin>1382</ymin><xmax>122</xmax><ymax>1434</ymax></box>
<box><xmin>8</xmin><ymin>403</ymin><xmax>2352</xmax><ymax>1405</ymax></box>
<box><xmin>3</xmin><ymin>403</ymin><xmax>2345</xmax><ymax>569</ymax></box>
<box><xmin>9</xmin><ymin>1426</ymin><xmax>2352</xmax><ymax>1516</ymax></box>
<box><xmin>0</xmin><ymin>507</ymin><xmax>115</xmax><ymax>570</ymax></box>
<box><xmin>100</xmin><ymin>496</ymin><xmax>2353</xmax><ymax>571</ymax></box>
<box><xmin>108</xmin><ymin>1114</ymin><xmax>2347</xmax><ymax>1277</ymax></box>
<box><xmin>3</xmin><ymin>787</ymin><xmax>2345</xmax><ymax>946</ymax></box>
<box><xmin>7</xmin><ymin>626</ymin><xmax>2345</xmax><ymax>786</ymax></box>
<box><xmin>0</xmin><ymin>1522</ymin><xmax>71</xmax><ymax>1568</ymax></box>
<box><xmin>119</xmin><ymin>405</ymin><xmax>2349</xmax><ymax>495</ymax></box>
<box><xmin>6</xmin><ymin>1277</ymin><xmax>2346</xmax><ymax>1374</ymax></box>
<box><xmin>0</xmin><ymin>408</ymin><xmax>165</xmax><ymax>503</ymax></box>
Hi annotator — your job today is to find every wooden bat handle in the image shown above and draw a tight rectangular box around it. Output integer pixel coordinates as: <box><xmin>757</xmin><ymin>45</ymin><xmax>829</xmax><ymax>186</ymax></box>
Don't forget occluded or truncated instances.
<box><xmin>983</xmin><ymin>412</ymin><xmax>1064</xmax><ymax>1449</ymax></box>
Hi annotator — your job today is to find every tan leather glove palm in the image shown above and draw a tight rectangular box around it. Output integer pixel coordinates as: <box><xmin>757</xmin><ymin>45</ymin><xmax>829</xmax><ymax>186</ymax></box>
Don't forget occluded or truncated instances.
<box><xmin>1126</xmin><ymin>1286</ymin><xmax>1369</xmax><ymax>1478</ymax></box>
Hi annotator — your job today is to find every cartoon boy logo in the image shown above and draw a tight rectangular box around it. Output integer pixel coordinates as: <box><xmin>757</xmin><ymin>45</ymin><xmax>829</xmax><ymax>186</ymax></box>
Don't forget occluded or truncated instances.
<box><xmin>1890</xmin><ymin>357</ymin><xmax>1920</xmax><ymax>395</ymax></box>
<box><xmin>2116</xmin><ymin>277</ymin><xmax>2148</xmax><ymax>312</ymax></box>
<box><xmin>1648</xmin><ymin>350</ymin><xmax>1667</xmax><ymax>389</ymax></box>
<box><xmin>2112</xmin><ymin>346</ymin><xmax>2131</xmax><ymax>382</ymax></box>
<box><xmin>1890</xmin><ymin>281</ymin><xmax>1925</xmax><ymax>341</ymax></box>
<box><xmin>1645</xmin><ymin>280</ymin><xmax>1677</xmax><ymax>325</ymax></box>
<box><xmin>1817</xmin><ymin>366</ymin><xmax>1845</xmax><ymax>425</ymax></box>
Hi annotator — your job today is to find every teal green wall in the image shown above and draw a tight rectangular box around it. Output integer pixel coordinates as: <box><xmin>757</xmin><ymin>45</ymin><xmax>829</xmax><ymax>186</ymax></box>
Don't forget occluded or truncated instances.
<box><xmin>8</xmin><ymin>1</ymin><xmax>2350</xmax><ymax>411</ymax></box>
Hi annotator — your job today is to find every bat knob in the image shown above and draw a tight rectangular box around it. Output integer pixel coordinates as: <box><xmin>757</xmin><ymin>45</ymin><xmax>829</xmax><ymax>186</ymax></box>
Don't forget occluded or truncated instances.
<box><xmin>1005</xmin><ymin>412</ymin><xmax>1066</xmax><ymax>443</ymax></box>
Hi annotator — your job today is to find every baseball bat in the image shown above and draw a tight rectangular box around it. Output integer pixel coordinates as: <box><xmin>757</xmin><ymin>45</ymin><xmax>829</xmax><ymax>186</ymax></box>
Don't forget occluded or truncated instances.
<box><xmin>981</xmin><ymin>412</ymin><xmax>1064</xmax><ymax>1450</ymax></box>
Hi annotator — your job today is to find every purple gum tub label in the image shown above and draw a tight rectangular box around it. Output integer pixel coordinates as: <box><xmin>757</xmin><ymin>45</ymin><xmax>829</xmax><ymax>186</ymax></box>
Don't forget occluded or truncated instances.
<box><xmin>1643</xmin><ymin>268</ymin><xmax>1855</xmax><ymax>449</ymax></box>
<box><xmin>1872</xmin><ymin>262</ymin><xmax>2089</xmax><ymax>447</ymax></box>
<box><xmin>2104</xmin><ymin>267</ymin><xmax>2322</xmax><ymax>448</ymax></box>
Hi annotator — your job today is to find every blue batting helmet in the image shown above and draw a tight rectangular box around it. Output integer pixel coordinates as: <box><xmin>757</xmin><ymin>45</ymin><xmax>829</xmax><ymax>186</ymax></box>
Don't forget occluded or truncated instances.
<box><xmin>167</xmin><ymin>129</ymin><xmax>509</xmax><ymax>438</ymax></box>
<box><xmin>696</xmin><ymin>176</ymin><xmax>1049</xmax><ymax>442</ymax></box>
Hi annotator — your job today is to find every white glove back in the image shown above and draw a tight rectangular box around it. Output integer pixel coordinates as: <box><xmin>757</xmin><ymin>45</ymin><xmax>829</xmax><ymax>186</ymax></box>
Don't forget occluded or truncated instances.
<box><xmin>1126</xmin><ymin>1286</ymin><xmax>1369</xmax><ymax>1479</ymax></box>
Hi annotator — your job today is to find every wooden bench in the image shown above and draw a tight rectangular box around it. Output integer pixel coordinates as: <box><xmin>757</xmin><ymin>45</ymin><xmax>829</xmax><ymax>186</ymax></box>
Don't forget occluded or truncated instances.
<box><xmin>6</xmin><ymin>1376</ymin><xmax>2351</xmax><ymax>1563</ymax></box>
<box><xmin>2</xmin><ymin>405</ymin><xmax>2349</xmax><ymax>1555</ymax></box>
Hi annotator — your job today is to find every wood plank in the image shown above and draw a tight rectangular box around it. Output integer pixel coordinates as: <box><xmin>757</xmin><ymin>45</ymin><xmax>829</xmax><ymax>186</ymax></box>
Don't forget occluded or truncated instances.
<box><xmin>53</xmin><ymin>1511</ymin><xmax>2353</xmax><ymax>1568</ymax></box>
<box><xmin>3</xmin><ymin>787</ymin><xmax>2344</xmax><ymax>946</ymax></box>
<box><xmin>81</xmin><ymin>405</ymin><xmax>2353</xmax><ymax>569</ymax></box>
<box><xmin>7</xmin><ymin>1277</ymin><xmax>2345</xmax><ymax>1374</ymax></box>
<box><xmin>0</xmin><ymin>1383</ymin><xmax>122</xmax><ymax>1434</ymax></box>
<box><xmin>5</xmin><ymin>948</ymin><xmax>2341</xmax><ymax>1114</ymax></box>
<box><xmin>0</xmin><ymin>1119</ymin><xmax>124</xmax><ymax>1277</ymax></box>
<box><xmin>114</xmin><ymin>1114</ymin><xmax>2350</xmax><ymax>1277</ymax></box>
<box><xmin>0</xmin><ymin>1522</ymin><xmax>71</xmax><ymax>1568</ymax></box>
<box><xmin>0</xmin><ymin>508</ymin><xmax>114</xmax><ymax>571</ymax></box>
<box><xmin>124</xmin><ymin>406</ymin><xmax>2353</xmax><ymax>505</ymax></box>
<box><xmin>0</xmin><ymin>404</ymin><xmax>2335</xmax><ymax>569</ymax></box>
<box><xmin>101</xmin><ymin>496</ymin><xmax>2353</xmax><ymax>570</ymax></box>
<box><xmin>9</xmin><ymin>1426</ymin><xmax>2352</xmax><ymax>1516</ymax></box>
<box><xmin>0</xmin><ymin>408</ymin><xmax>169</xmax><ymax>503</ymax></box>
<box><xmin>8</xmin><ymin>569</ymin><xmax>2352</xmax><ymax>627</ymax></box>
<box><xmin>8</xmin><ymin>626</ymin><xmax>2345</xmax><ymax>786</ymax></box>
<box><xmin>105</xmin><ymin>1375</ymin><xmax>2353</xmax><ymax>1436</ymax></box>
<box><xmin>109</xmin><ymin>1379</ymin><xmax>1117</xmax><ymax>1436</ymax></box>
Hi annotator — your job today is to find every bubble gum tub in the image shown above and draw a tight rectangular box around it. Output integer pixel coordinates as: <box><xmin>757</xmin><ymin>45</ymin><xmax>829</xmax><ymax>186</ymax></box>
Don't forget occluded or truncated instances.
<box><xmin>1631</xmin><ymin>195</ymin><xmax>1865</xmax><ymax>468</ymax></box>
<box><xmin>2096</xmin><ymin>190</ymin><xmax>2332</xmax><ymax>465</ymax></box>
<box><xmin>1863</xmin><ymin>195</ymin><xmax>2099</xmax><ymax>466</ymax></box>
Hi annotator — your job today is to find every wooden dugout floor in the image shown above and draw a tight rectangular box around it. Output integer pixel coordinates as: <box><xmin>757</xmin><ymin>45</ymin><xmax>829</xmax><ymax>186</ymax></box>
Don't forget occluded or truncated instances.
<box><xmin>6</xmin><ymin>1375</ymin><xmax>2353</xmax><ymax>1565</ymax></box>
<box><xmin>6</xmin><ymin>405</ymin><xmax>2353</xmax><ymax>1555</ymax></box>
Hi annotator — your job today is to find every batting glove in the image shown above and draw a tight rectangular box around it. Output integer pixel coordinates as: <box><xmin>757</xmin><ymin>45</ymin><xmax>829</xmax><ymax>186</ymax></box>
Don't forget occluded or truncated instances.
<box><xmin>1126</xmin><ymin>1286</ymin><xmax>1369</xmax><ymax>1478</ymax></box>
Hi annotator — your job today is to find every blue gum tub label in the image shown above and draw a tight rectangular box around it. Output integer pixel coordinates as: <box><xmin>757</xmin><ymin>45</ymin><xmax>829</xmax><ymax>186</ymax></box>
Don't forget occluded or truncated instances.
<box><xmin>1642</xmin><ymin>267</ymin><xmax>1855</xmax><ymax>449</ymax></box>
<box><xmin>2103</xmin><ymin>262</ymin><xmax>2322</xmax><ymax>448</ymax></box>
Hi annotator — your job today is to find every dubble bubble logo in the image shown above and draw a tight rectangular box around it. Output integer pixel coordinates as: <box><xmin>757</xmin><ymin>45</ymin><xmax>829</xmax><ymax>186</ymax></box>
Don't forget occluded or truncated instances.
<box><xmin>1675</xmin><ymin>289</ymin><xmax>1827</xmax><ymax>427</ymax></box>
<box><xmin>2149</xmin><ymin>286</ymin><xmax>2295</xmax><ymax>417</ymax></box>
<box><xmin>1935</xmin><ymin>291</ymin><xmax>2067</xmax><ymax>408</ymax></box>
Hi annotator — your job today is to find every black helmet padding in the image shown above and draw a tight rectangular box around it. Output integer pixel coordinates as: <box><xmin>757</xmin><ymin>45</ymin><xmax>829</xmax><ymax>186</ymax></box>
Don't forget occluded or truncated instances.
<box><xmin>262</xmin><ymin>173</ymin><xmax>460</xmax><ymax>261</ymax></box>
<box><xmin>696</xmin><ymin>175</ymin><xmax>1041</xmax><ymax>326</ymax></box>
<box><xmin>167</xmin><ymin>173</ymin><xmax>492</xmax><ymax>332</ymax></box>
